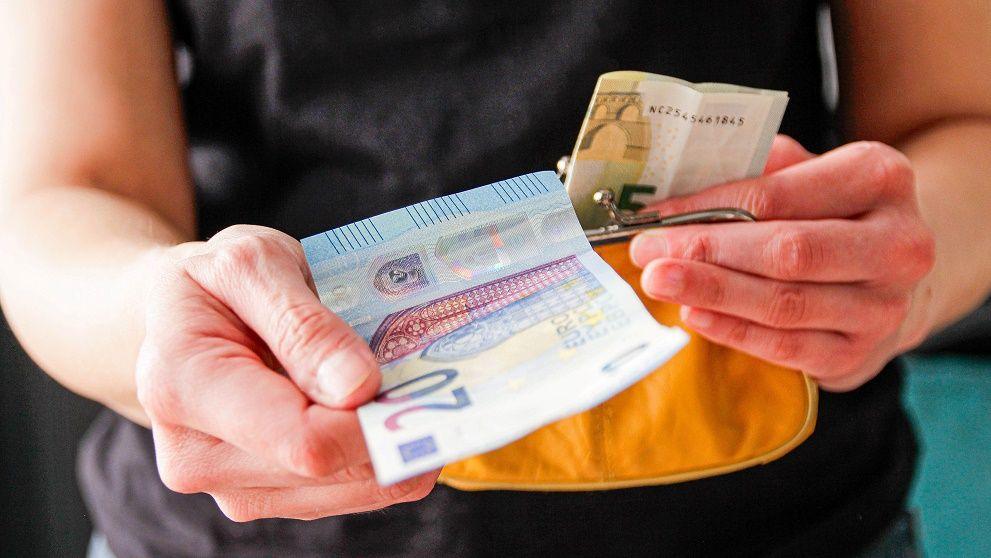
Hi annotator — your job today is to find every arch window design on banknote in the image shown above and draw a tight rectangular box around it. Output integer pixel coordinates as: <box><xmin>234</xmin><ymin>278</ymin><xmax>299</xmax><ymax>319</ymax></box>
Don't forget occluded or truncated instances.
<box><xmin>579</xmin><ymin>91</ymin><xmax>651</xmax><ymax>163</ymax></box>
<box><xmin>369</xmin><ymin>255</ymin><xmax>597</xmax><ymax>364</ymax></box>
<box><xmin>421</xmin><ymin>261</ymin><xmax>604</xmax><ymax>363</ymax></box>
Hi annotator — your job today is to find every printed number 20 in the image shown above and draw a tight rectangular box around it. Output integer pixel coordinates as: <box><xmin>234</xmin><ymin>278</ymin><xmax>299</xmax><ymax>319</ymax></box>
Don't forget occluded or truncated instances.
<box><xmin>376</xmin><ymin>369</ymin><xmax>471</xmax><ymax>431</ymax></box>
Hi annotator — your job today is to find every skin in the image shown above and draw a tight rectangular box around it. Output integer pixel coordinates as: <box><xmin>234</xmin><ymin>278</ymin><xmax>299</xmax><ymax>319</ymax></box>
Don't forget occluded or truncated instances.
<box><xmin>631</xmin><ymin>1</ymin><xmax>991</xmax><ymax>391</ymax></box>
<box><xmin>632</xmin><ymin>138</ymin><xmax>936</xmax><ymax>391</ymax></box>
<box><xmin>0</xmin><ymin>1</ymin><xmax>435</xmax><ymax>522</ymax></box>
<box><xmin>0</xmin><ymin>0</ymin><xmax>989</xmax><ymax>521</ymax></box>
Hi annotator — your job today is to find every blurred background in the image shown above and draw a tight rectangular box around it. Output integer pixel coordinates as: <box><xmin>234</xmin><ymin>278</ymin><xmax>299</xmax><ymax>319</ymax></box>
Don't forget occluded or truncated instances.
<box><xmin>2</xmin><ymin>302</ymin><xmax>989</xmax><ymax>556</ymax></box>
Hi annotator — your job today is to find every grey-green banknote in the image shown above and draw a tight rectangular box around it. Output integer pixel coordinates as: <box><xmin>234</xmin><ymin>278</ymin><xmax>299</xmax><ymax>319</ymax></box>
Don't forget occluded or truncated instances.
<box><xmin>565</xmin><ymin>71</ymin><xmax>788</xmax><ymax>228</ymax></box>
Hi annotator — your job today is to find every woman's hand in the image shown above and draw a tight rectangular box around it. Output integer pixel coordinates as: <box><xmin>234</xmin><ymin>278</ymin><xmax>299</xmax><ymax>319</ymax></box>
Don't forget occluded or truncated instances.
<box><xmin>630</xmin><ymin>137</ymin><xmax>936</xmax><ymax>391</ymax></box>
<box><xmin>136</xmin><ymin>225</ymin><xmax>437</xmax><ymax>521</ymax></box>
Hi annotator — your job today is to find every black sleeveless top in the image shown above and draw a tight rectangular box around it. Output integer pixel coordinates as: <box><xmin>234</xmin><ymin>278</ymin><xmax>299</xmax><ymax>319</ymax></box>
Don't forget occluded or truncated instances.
<box><xmin>78</xmin><ymin>2</ymin><xmax>916</xmax><ymax>556</ymax></box>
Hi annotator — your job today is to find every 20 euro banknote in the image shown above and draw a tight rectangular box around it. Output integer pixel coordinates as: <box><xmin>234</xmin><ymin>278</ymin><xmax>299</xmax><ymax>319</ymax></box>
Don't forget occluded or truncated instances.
<box><xmin>302</xmin><ymin>171</ymin><xmax>688</xmax><ymax>485</ymax></box>
<box><xmin>565</xmin><ymin>71</ymin><xmax>788</xmax><ymax>228</ymax></box>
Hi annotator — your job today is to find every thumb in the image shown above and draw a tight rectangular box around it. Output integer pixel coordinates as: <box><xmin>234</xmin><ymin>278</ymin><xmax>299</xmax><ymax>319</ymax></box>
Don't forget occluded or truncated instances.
<box><xmin>188</xmin><ymin>227</ymin><xmax>382</xmax><ymax>409</ymax></box>
<box><xmin>762</xmin><ymin>134</ymin><xmax>814</xmax><ymax>175</ymax></box>
<box><xmin>273</xmin><ymin>300</ymin><xmax>382</xmax><ymax>409</ymax></box>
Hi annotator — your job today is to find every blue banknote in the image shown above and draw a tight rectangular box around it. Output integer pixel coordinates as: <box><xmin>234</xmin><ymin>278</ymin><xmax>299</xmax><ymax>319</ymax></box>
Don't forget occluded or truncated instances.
<box><xmin>302</xmin><ymin>171</ymin><xmax>688</xmax><ymax>485</ymax></box>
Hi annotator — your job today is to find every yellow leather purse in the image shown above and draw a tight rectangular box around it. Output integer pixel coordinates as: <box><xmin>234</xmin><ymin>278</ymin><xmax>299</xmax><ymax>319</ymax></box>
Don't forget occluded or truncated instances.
<box><xmin>438</xmin><ymin>210</ymin><xmax>818</xmax><ymax>491</ymax></box>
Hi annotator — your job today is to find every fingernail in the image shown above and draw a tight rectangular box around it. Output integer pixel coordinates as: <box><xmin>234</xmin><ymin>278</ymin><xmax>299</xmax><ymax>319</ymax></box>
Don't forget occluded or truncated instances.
<box><xmin>645</xmin><ymin>263</ymin><xmax>684</xmax><ymax>297</ymax></box>
<box><xmin>683</xmin><ymin>306</ymin><xmax>714</xmax><ymax>328</ymax></box>
<box><xmin>316</xmin><ymin>351</ymin><xmax>373</xmax><ymax>405</ymax></box>
<box><xmin>630</xmin><ymin>233</ymin><xmax>668</xmax><ymax>268</ymax></box>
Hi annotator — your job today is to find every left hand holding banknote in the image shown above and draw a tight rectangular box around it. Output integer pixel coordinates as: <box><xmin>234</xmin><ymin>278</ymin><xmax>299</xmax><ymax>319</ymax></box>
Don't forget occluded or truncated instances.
<box><xmin>136</xmin><ymin>225</ymin><xmax>437</xmax><ymax>521</ymax></box>
<box><xmin>631</xmin><ymin>136</ymin><xmax>936</xmax><ymax>391</ymax></box>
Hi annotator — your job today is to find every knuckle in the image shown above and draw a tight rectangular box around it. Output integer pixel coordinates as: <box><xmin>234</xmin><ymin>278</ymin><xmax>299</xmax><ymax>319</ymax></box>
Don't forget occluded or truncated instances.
<box><xmin>739</xmin><ymin>186</ymin><xmax>774</xmax><ymax>219</ymax></box>
<box><xmin>322</xmin><ymin>325</ymin><xmax>366</xmax><ymax>362</ymax></box>
<box><xmin>726</xmin><ymin>319</ymin><xmax>752</xmax><ymax>345</ymax></box>
<box><xmin>285</xmin><ymin>428</ymin><xmax>343</xmax><ymax>478</ymax></box>
<box><xmin>699</xmin><ymin>267</ymin><xmax>727</xmax><ymax>307</ymax></box>
<box><xmin>898</xmin><ymin>227</ymin><xmax>936</xmax><ymax>281</ymax></box>
<box><xmin>766</xmin><ymin>286</ymin><xmax>808</xmax><ymax>327</ymax></box>
<box><xmin>213</xmin><ymin>235</ymin><xmax>268</xmax><ymax>275</ymax></box>
<box><xmin>681</xmin><ymin>233</ymin><xmax>715</xmax><ymax>263</ymax></box>
<box><xmin>285</xmin><ymin>436</ymin><xmax>324</xmax><ymax>478</ymax></box>
<box><xmin>768</xmin><ymin>333</ymin><xmax>802</xmax><ymax>362</ymax></box>
<box><xmin>770</xmin><ymin>229</ymin><xmax>821</xmax><ymax>280</ymax></box>
<box><xmin>857</xmin><ymin>141</ymin><xmax>914</xmax><ymax>196</ymax></box>
<box><xmin>212</xmin><ymin>226</ymin><xmax>305</xmax><ymax>266</ymax></box>
<box><xmin>209</xmin><ymin>233</ymin><xmax>298</xmax><ymax>285</ymax></box>
<box><xmin>274</xmin><ymin>301</ymin><xmax>335</xmax><ymax>362</ymax></box>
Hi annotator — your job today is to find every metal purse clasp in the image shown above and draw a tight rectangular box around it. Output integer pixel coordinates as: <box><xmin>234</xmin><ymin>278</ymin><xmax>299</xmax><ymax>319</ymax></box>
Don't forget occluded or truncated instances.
<box><xmin>557</xmin><ymin>154</ymin><xmax>757</xmax><ymax>245</ymax></box>
<box><xmin>583</xmin><ymin>189</ymin><xmax>757</xmax><ymax>245</ymax></box>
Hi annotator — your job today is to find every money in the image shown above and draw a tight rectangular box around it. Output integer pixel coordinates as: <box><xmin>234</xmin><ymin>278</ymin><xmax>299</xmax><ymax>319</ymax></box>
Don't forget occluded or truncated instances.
<box><xmin>302</xmin><ymin>171</ymin><xmax>688</xmax><ymax>485</ymax></box>
<box><xmin>565</xmin><ymin>71</ymin><xmax>788</xmax><ymax>228</ymax></box>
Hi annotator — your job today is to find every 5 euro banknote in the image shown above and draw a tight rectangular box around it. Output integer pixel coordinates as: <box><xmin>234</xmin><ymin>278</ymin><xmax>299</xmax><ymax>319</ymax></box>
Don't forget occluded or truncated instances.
<box><xmin>565</xmin><ymin>71</ymin><xmax>788</xmax><ymax>228</ymax></box>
